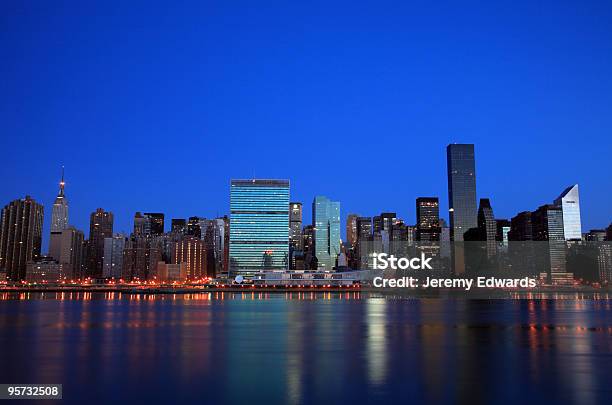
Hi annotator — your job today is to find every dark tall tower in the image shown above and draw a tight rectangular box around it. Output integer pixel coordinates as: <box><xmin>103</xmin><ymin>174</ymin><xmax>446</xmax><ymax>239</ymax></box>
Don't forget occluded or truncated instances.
<box><xmin>446</xmin><ymin>144</ymin><xmax>477</xmax><ymax>241</ymax></box>
<box><xmin>87</xmin><ymin>208</ymin><xmax>114</xmax><ymax>278</ymax></box>
<box><xmin>171</xmin><ymin>218</ymin><xmax>187</xmax><ymax>234</ymax></box>
<box><xmin>355</xmin><ymin>217</ymin><xmax>373</xmax><ymax>269</ymax></box>
<box><xmin>0</xmin><ymin>196</ymin><xmax>44</xmax><ymax>281</ymax></box>
<box><xmin>477</xmin><ymin>198</ymin><xmax>497</xmax><ymax>258</ymax></box>
<box><xmin>187</xmin><ymin>217</ymin><xmax>202</xmax><ymax>238</ymax></box>
<box><xmin>509</xmin><ymin>211</ymin><xmax>533</xmax><ymax>241</ymax></box>
<box><xmin>289</xmin><ymin>202</ymin><xmax>303</xmax><ymax>250</ymax></box>
<box><xmin>416</xmin><ymin>197</ymin><xmax>440</xmax><ymax>241</ymax></box>
<box><xmin>144</xmin><ymin>213</ymin><xmax>165</xmax><ymax>235</ymax></box>
<box><xmin>373</xmin><ymin>213</ymin><xmax>396</xmax><ymax>235</ymax></box>
<box><xmin>133</xmin><ymin>212</ymin><xmax>146</xmax><ymax>236</ymax></box>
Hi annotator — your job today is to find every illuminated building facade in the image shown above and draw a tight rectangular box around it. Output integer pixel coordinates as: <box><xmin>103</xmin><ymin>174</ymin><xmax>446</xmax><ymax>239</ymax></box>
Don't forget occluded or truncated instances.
<box><xmin>312</xmin><ymin>195</ymin><xmax>341</xmax><ymax>270</ymax></box>
<box><xmin>49</xmin><ymin>168</ymin><xmax>68</xmax><ymax>261</ymax></box>
<box><xmin>416</xmin><ymin>197</ymin><xmax>440</xmax><ymax>241</ymax></box>
<box><xmin>554</xmin><ymin>184</ymin><xmax>582</xmax><ymax>240</ymax></box>
<box><xmin>229</xmin><ymin>179</ymin><xmax>290</xmax><ymax>276</ymax></box>
<box><xmin>447</xmin><ymin>144</ymin><xmax>477</xmax><ymax>241</ymax></box>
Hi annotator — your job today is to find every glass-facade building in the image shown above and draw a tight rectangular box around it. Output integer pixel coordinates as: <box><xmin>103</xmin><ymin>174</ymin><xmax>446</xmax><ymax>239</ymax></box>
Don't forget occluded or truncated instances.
<box><xmin>416</xmin><ymin>197</ymin><xmax>440</xmax><ymax>241</ymax></box>
<box><xmin>554</xmin><ymin>184</ymin><xmax>582</xmax><ymax>240</ymax></box>
<box><xmin>447</xmin><ymin>144</ymin><xmax>477</xmax><ymax>241</ymax></box>
<box><xmin>312</xmin><ymin>196</ymin><xmax>341</xmax><ymax>270</ymax></box>
<box><xmin>229</xmin><ymin>179</ymin><xmax>290</xmax><ymax>277</ymax></box>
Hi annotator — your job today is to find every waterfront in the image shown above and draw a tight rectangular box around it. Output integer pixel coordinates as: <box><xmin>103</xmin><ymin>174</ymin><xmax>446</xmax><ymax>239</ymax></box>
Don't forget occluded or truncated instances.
<box><xmin>0</xmin><ymin>293</ymin><xmax>610</xmax><ymax>404</ymax></box>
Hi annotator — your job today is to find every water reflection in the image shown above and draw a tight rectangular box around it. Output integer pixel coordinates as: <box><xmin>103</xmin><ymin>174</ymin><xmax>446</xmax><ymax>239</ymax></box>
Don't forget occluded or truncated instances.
<box><xmin>0</xmin><ymin>293</ymin><xmax>609</xmax><ymax>404</ymax></box>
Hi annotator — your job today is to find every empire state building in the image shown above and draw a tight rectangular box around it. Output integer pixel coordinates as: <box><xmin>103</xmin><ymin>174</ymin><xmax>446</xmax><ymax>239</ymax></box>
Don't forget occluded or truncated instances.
<box><xmin>49</xmin><ymin>168</ymin><xmax>69</xmax><ymax>260</ymax></box>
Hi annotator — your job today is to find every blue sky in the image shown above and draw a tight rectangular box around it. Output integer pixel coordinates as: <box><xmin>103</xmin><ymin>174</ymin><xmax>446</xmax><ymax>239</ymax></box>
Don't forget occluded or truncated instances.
<box><xmin>1</xmin><ymin>0</ymin><xmax>611</xmax><ymax>248</ymax></box>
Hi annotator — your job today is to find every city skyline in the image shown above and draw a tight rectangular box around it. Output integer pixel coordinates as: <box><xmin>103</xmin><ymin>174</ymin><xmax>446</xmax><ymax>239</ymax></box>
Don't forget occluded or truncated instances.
<box><xmin>1</xmin><ymin>141</ymin><xmax>611</xmax><ymax>255</ymax></box>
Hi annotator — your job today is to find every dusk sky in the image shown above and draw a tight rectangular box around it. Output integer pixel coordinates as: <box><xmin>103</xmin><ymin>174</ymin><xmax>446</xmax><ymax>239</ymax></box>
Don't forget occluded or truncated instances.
<box><xmin>1</xmin><ymin>1</ymin><xmax>611</xmax><ymax>249</ymax></box>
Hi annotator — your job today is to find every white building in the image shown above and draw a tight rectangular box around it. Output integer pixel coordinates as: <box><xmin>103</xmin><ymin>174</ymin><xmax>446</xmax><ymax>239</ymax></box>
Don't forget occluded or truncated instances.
<box><xmin>554</xmin><ymin>184</ymin><xmax>582</xmax><ymax>240</ymax></box>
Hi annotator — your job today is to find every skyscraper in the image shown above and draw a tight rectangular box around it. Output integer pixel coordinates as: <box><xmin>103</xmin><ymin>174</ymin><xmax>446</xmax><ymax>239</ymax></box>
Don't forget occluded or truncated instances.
<box><xmin>187</xmin><ymin>216</ymin><xmax>202</xmax><ymax>238</ymax></box>
<box><xmin>103</xmin><ymin>234</ymin><xmax>126</xmax><ymax>279</ymax></box>
<box><xmin>373</xmin><ymin>212</ymin><xmax>396</xmax><ymax>235</ymax></box>
<box><xmin>509</xmin><ymin>211</ymin><xmax>533</xmax><ymax>241</ymax></box>
<box><xmin>312</xmin><ymin>196</ymin><xmax>341</xmax><ymax>270</ymax></box>
<box><xmin>553</xmin><ymin>184</ymin><xmax>582</xmax><ymax>240</ymax></box>
<box><xmin>57</xmin><ymin>226</ymin><xmax>84</xmax><ymax>279</ymax></box>
<box><xmin>144</xmin><ymin>213</ymin><xmax>165</xmax><ymax>235</ymax></box>
<box><xmin>171</xmin><ymin>218</ymin><xmax>187</xmax><ymax>234</ymax></box>
<box><xmin>289</xmin><ymin>202</ymin><xmax>303</xmax><ymax>250</ymax></box>
<box><xmin>416</xmin><ymin>197</ymin><xmax>440</xmax><ymax>241</ymax></box>
<box><xmin>0</xmin><ymin>196</ymin><xmax>44</xmax><ymax>281</ymax></box>
<box><xmin>133</xmin><ymin>212</ymin><xmax>147</xmax><ymax>236</ymax></box>
<box><xmin>355</xmin><ymin>216</ymin><xmax>372</xmax><ymax>269</ymax></box>
<box><xmin>229</xmin><ymin>179</ymin><xmax>290</xmax><ymax>277</ymax></box>
<box><xmin>121</xmin><ymin>235</ymin><xmax>161</xmax><ymax>280</ymax></box>
<box><xmin>346</xmin><ymin>214</ymin><xmax>359</xmax><ymax>248</ymax></box>
<box><xmin>133</xmin><ymin>212</ymin><xmax>164</xmax><ymax>236</ymax></box>
<box><xmin>172</xmin><ymin>236</ymin><xmax>207</xmax><ymax>279</ymax></box>
<box><xmin>49</xmin><ymin>168</ymin><xmax>68</xmax><ymax>260</ymax></box>
<box><xmin>200</xmin><ymin>217</ymin><xmax>229</xmax><ymax>277</ymax></box>
<box><xmin>87</xmin><ymin>208</ymin><xmax>114</xmax><ymax>278</ymax></box>
<box><xmin>477</xmin><ymin>198</ymin><xmax>497</xmax><ymax>258</ymax></box>
<box><xmin>447</xmin><ymin>144</ymin><xmax>477</xmax><ymax>241</ymax></box>
<box><xmin>532</xmin><ymin>204</ymin><xmax>570</xmax><ymax>283</ymax></box>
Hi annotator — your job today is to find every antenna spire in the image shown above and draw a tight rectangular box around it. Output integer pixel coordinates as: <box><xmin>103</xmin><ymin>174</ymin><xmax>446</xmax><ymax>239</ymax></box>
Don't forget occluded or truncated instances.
<box><xmin>59</xmin><ymin>166</ymin><xmax>65</xmax><ymax>196</ymax></box>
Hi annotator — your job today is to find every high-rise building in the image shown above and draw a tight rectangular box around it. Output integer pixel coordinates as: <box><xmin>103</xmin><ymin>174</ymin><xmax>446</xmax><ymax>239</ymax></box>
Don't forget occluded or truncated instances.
<box><xmin>495</xmin><ymin>219</ymin><xmax>511</xmax><ymax>245</ymax></box>
<box><xmin>49</xmin><ymin>168</ymin><xmax>68</xmax><ymax>260</ymax></box>
<box><xmin>171</xmin><ymin>218</ymin><xmax>186</xmax><ymax>234</ymax></box>
<box><xmin>607</xmin><ymin>224</ymin><xmax>612</xmax><ymax>241</ymax></box>
<box><xmin>509</xmin><ymin>211</ymin><xmax>533</xmax><ymax>241</ymax></box>
<box><xmin>373</xmin><ymin>212</ymin><xmax>396</xmax><ymax>235</ymax></box>
<box><xmin>447</xmin><ymin>144</ymin><xmax>477</xmax><ymax>241</ymax></box>
<box><xmin>187</xmin><ymin>216</ymin><xmax>202</xmax><ymax>238</ymax></box>
<box><xmin>133</xmin><ymin>212</ymin><xmax>164</xmax><ymax>236</ymax></box>
<box><xmin>57</xmin><ymin>226</ymin><xmax>84</xmax><ymax>279</ymax></box>
<box><xmin>289</xmin><ymin>202</ymin><xmax>303</xmax><ymax>250</ymax></box>
<box><xmin>144</xmin><ymin>213</ymin><xmax>165</xmax><ymax>236</ymax></box>
<box><xmin>172</xmin><ymin>236</ymin><xmax>207</xmax><ymax>279</ymax></box>
<box><xmin>312</xmin><ymin>196</ymin><xmax>341</xmax><ymax>270</ymax></box>
<box><xmin>477</xmin><ymin>198</ymin><xmax>497</xmax><ymax>258</ymax></box>
<box><xmin>553</xmin><ymin>184</ymin><xmax>582</xmax><ymax>240</ymax></box>
<box><xmin>0</xmin><ymin>196</ymin><xmax>44</xmax><ymax>280</ymax></box>
<box><xmin>302</xmin><ymin>224</ymin><xmax>315</xmax><ymax>269</ymax></box>
<box><xmin>532</xmin><ymin>204</ymin><xmax>570</xmax><ymax>283</ymax></box>
<box><xmin>133</xmin><ymin>212</ymin><xmax>147</xmax><ymax>236</ymax></box>
<box><xmin>416</xmin><ymin>197</ymin><xmax>440</xmax><ymax>241</ymax></box>
<box><xmin>200</xmin><ymin>217</ymin><xmax>228</xmax><ymax>277</ymax></box>
<box><xmin>355</xmin><ymin>217</ymin><xmax>372</xmax><ymax>269</ymax></box>
<box><xmin>229</xmin><ymin>179</ymin><xmax>290</xmax><ymax>276</ymax></box>
<box><xmin>103</xmin><ymin>234</ymin><xmax>126</xmax><ymax>278</ymax></box>
<box><xmin>86</xmin><ymin>208</ymin><xmax>114</xmax><ymax>278</ymax></box>
<box><xmin>122</xmin><ymin>235</ymin><xmax>162</xmax><ymax>280</ymax></box>
<box><xmin>346</xmin><ymin>214</ymin><xmax>359</xmax><ymax>248</ymax></box>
